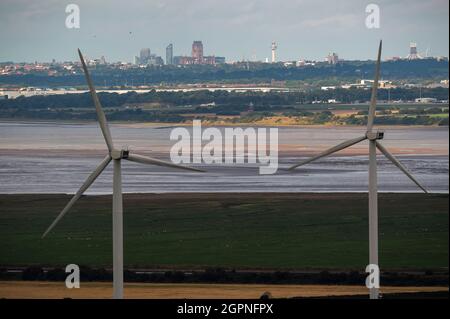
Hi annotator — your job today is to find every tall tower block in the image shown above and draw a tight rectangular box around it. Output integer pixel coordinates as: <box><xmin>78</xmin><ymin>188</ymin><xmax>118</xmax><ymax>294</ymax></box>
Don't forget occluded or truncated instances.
<box><xmin>166</xmin><ymin>44</ymin><xmax>173</xmax><ymax>65</ymax></box>
<box><xmin>407</xmin><ymin>42</ymin><xmax>422</xmax><ymax>60</ymax></box>
<box><xmin>271</xmin><ymin>41</ymin><xmax>277</xmax><ymax>63</ymax></box>
<box><xmin>192</xmin><ymin>41</ymin><xmax>204</xmax><ymax>64</ymax></box>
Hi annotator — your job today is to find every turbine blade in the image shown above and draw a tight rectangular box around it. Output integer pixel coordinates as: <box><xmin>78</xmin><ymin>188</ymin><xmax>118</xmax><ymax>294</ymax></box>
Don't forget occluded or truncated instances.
<box><xmin>367</xmin><ymin>40</ymin><xmax>383</xmax><ymax>132</ymax></box>
<box><xmin>376</xmin><ymin>141</ymin><xmax>428</xmax><ymax>193</ymax></box>
<box><xmin>126</xmin><ymin>153</ymin><xmax>205</xmax><ymax>172</ymax></box>
<box><xmin>78</xmin><ymin>49</ymin><xmax>114</xmax><ymax>152</ymax></box>
<box><xmin>42</xmin><ymin>155</ymin><xmax>112</xmax><ymax>238</ymax></box>
<box><xmin>289</xmin><ymin>136</ymin><xmax>367</xmax><ymax>170</ymax></box>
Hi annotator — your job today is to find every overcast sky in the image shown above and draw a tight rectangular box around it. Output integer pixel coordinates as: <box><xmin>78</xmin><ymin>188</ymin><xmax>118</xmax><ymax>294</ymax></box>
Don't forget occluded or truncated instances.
<box><xmin>0</xmin><ymin>0</ymin><xmax>448</xmax><ymax>62</ymax></box>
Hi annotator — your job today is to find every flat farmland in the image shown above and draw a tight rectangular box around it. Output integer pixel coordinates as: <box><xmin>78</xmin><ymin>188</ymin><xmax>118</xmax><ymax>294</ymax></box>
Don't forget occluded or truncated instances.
<box><xmin>0</xmin><ymin>193</ymin><xmax>447</xmax><ymax>270</ymax></box>
<box><xmin>0</xmin><ymin>281</ymin><xmax>447</xmax><ymax>299</ymax></box>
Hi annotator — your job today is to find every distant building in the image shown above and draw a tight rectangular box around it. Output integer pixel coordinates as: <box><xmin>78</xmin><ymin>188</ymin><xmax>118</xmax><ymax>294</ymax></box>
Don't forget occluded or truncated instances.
<box><xmin>359</xmin><ymin>79</ymin><xmax>396</xmax><ymax>89</ymax></box>
<box><xmin>340</xmin><ymin>80</ymin><xmax>396</xmax><ymax>90</ymax></box>
<box><xmin>135</xmin><ymin>48</ymin><xmax>163</xmax><ymax>66</ymax></box>
<box><xmin>140</xmin><ymin>48</ymin><xmax>151</xmax><ymax>62</ymax></box>
<box><xmin>271</xmin><ymin>79</ymin><xmax>286</xmax><ymax>87</ymax></box>
<box><xmin>426</xmin><ymin>80</ymin><xmax>449</xmax><ymax>89</ymax></box>
<box><xmin>166</xmin><ymin>44</ymin><xmax>173</xmax><ymax>65</ymax></box>
<box><xmin>203</xmin><ymin>56</ymin><xmax>216</xmax><ymax>65</ymax></box>
<box><xmin>87</xmin><ymin>56</ymin><xmax>107</xmax><ymax>66</ymax></box>
<box><xmin>407</xmin><ymin>42</ymin><xmax>422</xmax><ymax>60</ymax></box>
<box><xmin>415</xmin><ymin>97</ymin><xmax>437</xmax><ymax>103</ymax></box>
<box><xmin>192</xmin><ymin>41</ymin><xmax>204</xmax><ymax>64</ymax></box>
<box><xmin>326</xmin><ymin>52</ymin><xmax>339</xmax><ymax>64</ymax></box>
<box><xmin>271</xmin><ymin>41</ymin><xmax>277</xmax><ymax>63</ymax></box>
<box><xmin>321</xmin><ymin>86</ymin><xmax>337</xmax><ymax>91</ymax></box>
<box><xmin>214</xmin><ymin>56</ymin><xmax>226</xmax><ymax>64</ymax></box>
<box><xmin>173</xmin><ymin>56</ymin><xmax>193</xmax><ymax>65</ymax></box>
<box><xmin>150</xmin><ymin>56</ymin><xmax>164</xmax><ymax>66</ymax></box>
<box><xmin>172</xmin><ymin>41</ymin><xmax>225</xmax><ymax>65</ymax></box>
<box><xmin>296</xmin><ymin>60</ymin><xmax>315</xmax><ymax>67</ymax></box>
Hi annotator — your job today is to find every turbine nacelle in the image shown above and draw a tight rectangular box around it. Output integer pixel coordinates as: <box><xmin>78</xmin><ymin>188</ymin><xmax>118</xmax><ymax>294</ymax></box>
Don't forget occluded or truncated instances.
<box><xmin>366</xmin><ymin>130</ymin><xmax>384</xmax><ymax>141</ymax></box>
<box><xmin>111</xmin><ymin>148</ymin><xmax>130</xmax><ymax>160</ymax></box>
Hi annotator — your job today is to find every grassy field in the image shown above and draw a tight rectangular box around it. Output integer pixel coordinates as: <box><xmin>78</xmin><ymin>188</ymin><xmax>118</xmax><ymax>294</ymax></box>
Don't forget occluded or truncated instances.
<box><xmin>0</xmin><ymin>281</ymin><xmax>447</xmax><ymax>299</ymax></box>
<box><xmin>0</xmin><ymin>193</ymin><xmax>448</xmax><ymax>270</ymax></box>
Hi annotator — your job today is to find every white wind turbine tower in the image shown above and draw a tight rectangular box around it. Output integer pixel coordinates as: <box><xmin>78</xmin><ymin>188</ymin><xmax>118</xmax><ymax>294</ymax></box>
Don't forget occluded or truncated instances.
<box><xmin>288</xmin><ymin>41</ymin><xmax>428</xmax><ymax>299</ymax></box>
<box><xmin>42</xmin><ymin>49</ymin><xmax>204</xmax><ymax>299</ymax></box>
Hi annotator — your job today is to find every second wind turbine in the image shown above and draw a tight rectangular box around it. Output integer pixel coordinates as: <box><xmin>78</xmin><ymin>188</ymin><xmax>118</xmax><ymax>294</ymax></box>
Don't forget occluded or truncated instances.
<box><xmin>289</xmin><ymin>41</ymin><xmax>428</xmax><ymax>299</ymax></box>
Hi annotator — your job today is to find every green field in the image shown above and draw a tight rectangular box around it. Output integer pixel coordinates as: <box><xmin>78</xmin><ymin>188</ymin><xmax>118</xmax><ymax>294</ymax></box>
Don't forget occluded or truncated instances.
<box><xmin>0</xmin><ymin>193</ymin><xmax>448</xmax><ymax>270</ymax></box>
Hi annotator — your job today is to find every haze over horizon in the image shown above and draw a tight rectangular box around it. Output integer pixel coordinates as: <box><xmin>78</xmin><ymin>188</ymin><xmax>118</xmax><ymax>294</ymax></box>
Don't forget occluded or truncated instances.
<box><xmin>0</xmin><ymin>0</ymin><xmax>448</xmax><ymax>63</ymax></box>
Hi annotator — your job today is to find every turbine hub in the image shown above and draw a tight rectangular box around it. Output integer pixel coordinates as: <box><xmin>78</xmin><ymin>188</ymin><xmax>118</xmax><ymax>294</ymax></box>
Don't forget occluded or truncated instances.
<box><xmin>111</xmin><ymin>149</ymin><xmax>130</xmax><ymax>159</ymax></box>
<box><xmin>366</xmin><ymin>130</ymin><xmax>384</xmax><ymax>141</ymax></box>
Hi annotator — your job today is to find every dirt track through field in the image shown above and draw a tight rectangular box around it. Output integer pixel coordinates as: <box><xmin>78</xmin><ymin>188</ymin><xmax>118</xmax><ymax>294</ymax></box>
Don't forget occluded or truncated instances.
<box><xmin>0</xmin><ymin>281</ymin><xmax>447</xmax><ymax>299</ymax></box>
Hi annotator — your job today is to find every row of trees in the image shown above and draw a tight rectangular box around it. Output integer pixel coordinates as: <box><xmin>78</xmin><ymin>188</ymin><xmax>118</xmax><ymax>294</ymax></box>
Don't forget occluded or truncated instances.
<box><xmin>341</xmin><ymin>115</ymin><xmax>448</xmax><ymax>126</ymax></box>
<box><xmin>0</xmin><ymin>266</ymin><xmax>446</xmax><ymax>286</ymax></box>
<box><xmin>0</xmin><ymin>108</ymin><xmax>185</xmax><ymax>123</ymax></box>
<box><xmin>2</xmin><ymin>108</ymin><xmax>446</xmax><ymax>126</ymax></box>
<box><xmin>1</xmin><ymin>87</ymin><xmax>448</xmax><ymax>110</ymax></box>
<box><xmin>0</xmin><ymin>59</ymin><xmax>448</xmax><ymax>86</ymax></box>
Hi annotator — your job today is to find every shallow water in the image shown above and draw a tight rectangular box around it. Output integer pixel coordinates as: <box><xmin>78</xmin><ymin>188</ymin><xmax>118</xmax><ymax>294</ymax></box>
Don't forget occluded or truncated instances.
<box><xmin>0</xmin><ymin>122</ymin><xmax>448</xmax><ymax>193</ymax></box>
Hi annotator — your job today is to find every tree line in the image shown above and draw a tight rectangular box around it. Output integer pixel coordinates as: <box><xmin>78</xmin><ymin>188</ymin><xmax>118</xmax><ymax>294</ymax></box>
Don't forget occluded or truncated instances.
<box><xmin>1</xmin><ymin>87</ymin><xmax>448</xmax><ymax>110</ymax></box>
<box><xmin>0</xmin><ymin>266</ymin><xmax>447</xmax><ymax>286</ymax></box>
<box><xmin>0</xmin><ymin>59</ymin><xmax>448</xmax><ymax>87</ymax></box>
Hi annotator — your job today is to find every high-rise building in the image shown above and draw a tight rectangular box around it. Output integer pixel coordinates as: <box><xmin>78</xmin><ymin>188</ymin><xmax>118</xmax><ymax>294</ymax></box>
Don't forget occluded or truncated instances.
<box><xmin>140</xmin><ymin>48</ymin><xmax>151</xmax><ymax>64</ymax></box>
<box><xmin>271</xmin><ymin>41</ymin><xmax>277</xmax><ymax>63</ymax></box>
<box><xmin>166</xmin><ymin>44</ymin><xmax>173</xmax><ymax>65</ymax></box>
<box><xmin>192</xmin><ymin>41</ymin><xmax>204</xmax><ymax>64</ymax></box>
<box><xmin>173</xmin><ymin>41</ymin><xmax>225</xmax><ymax>65</ymax></box>
<box><xmin>406</xmin><ymin>42</ymin><xmax>422</xmax><ymax>60</ymax></box>
<box><xmin>326</xmin><ymin>52</ymin><xmax>339</xmax><ymax>64</ymax></box>
<box><xmin>148</xmin><ymin>55</ymin><xmax>164</xmax><ymax>66</ymax></box>
<box><xmin>135</xmin><ymin>48</ymin><xmax>163</xmax><ymax>66</ymax></box>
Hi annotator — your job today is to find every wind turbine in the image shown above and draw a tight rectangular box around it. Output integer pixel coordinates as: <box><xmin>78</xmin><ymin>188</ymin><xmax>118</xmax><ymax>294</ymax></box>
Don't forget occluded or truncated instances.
<box><xmin>288</xmin><ymin>41</ymin><xmax>428</xmax><ymax>299</ymax></box>
<box><xmin>42</xmin><ymin>49</ymin><xmax>204</xmax><ymax>299</ymax></box>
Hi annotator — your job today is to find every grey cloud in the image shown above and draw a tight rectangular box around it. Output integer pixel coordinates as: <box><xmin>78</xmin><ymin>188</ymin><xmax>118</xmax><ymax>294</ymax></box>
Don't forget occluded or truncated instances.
<box><xmin>0</xmin><ymin>0</ymin><xmax>448</xmax><ymax>62</ymax></box>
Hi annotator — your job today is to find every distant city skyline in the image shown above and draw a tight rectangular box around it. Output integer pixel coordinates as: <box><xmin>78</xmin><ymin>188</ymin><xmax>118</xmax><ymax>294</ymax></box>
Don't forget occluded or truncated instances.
<box><xmin>0</xmin><ymin>0</ymin><xmax>448</xmax><ymax>62</ymax></box>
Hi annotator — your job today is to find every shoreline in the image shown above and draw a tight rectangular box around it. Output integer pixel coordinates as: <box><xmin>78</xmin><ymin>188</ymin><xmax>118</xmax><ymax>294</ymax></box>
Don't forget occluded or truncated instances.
<box><xmin>0</xmin><ymin>119</ymin><xmax>448</xmax><ymax>129</ymax></box>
